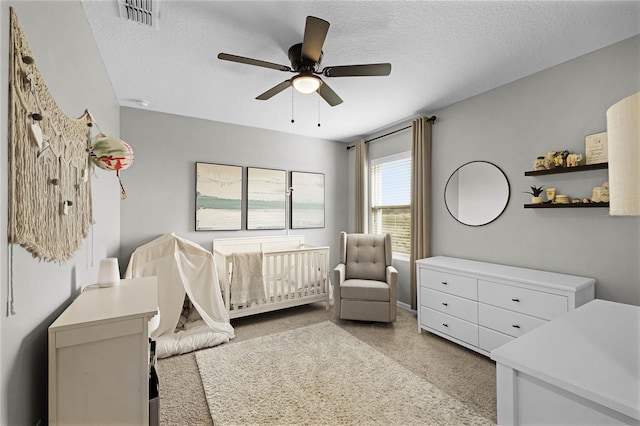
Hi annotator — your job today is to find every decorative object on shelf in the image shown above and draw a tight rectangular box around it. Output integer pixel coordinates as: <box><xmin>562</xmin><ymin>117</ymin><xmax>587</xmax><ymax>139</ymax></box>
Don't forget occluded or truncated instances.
<box><xmin>8</xmin><ymin>7</ymin><xmax>93</xmax><ymax>262</ymax></box>
<box><xmin>97</xmin><ymin>257</ymin><xmax>121</xmax><ymax>288</ymax></box>
<box><xmin>566</xmin><ymin>153</ymin><xmax>584</xmax><ymax>167</ymax></box>
<box><xmin>545</xmin><ymin>187</ymin><xmax>556</xmax><ymax>203</ymax></box>
<box><xmin>553</xmin><ymin>150</ymin><xmax>569</xmax><ymax>168</ymax></box>
<box><xmin>555</xmin><ymin>194</ymin><xmax>570</xmax><ymax>204</ymax></box>
<box><xmin>195</xmin><ymin>162</ymin><xmax>243</xmax><ymax>231</ymax></box>
<box><xmin>524</xmin><ymin>185</ymin><xmax>545</xmax><ymax>204</ymax></box>
<box><xmin>585</xmin><ymin>131</ymin><xmax>608</xmax><ymax>165</ymax></box>
<box><xmin>90</xmin><ymin>133</ymin><xmax>134</xmax><ymax>199</ymax></box>
<box><xmin>591</xmin><ymin>182</ymin><xmax>610</xmax><ymax>203</ymax></box>
<box><xmin>543</xmin><ymin>150</ymin><xmax>557</xmax><ymax>169</ymax></box>
<box><xmin>290</xmin><ymin>171</ymin><xmax>325</xmax><ymax>229</ymax></box>
<box><xmin>533</xmin><ymin>157</ymin><xmax>546</xmax><ymax>171</ymax></box>
<box><xmin>538</xmin><ymin>150</ymin><xmax>585</xmax><ymax>170</ymax></box>
<box><xmin>607</xmin><ymin>92</ymin><xmax>640</xmax><ymax>216</ymax></box>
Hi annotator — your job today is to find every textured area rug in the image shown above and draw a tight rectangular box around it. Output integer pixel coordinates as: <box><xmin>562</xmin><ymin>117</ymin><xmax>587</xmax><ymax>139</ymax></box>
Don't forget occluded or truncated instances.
<box><xmin>195</xmin><ymin>321</ymin><xmax>493</xmax><ymax>425</ymax></box>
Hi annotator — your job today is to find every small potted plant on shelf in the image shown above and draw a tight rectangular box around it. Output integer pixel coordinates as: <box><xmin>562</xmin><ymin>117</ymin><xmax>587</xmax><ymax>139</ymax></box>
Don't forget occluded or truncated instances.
<box><xmin>524</xmin><ymin>185</ymin><xmax>545</xmax><ymax>204</ymax></box>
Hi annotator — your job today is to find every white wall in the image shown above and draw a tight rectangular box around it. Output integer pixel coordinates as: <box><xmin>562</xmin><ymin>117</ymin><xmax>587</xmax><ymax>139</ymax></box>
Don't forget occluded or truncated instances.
<box><xmin>119</xmin><ymin>107</ymin><xmax>349</xmax><ymax>272</ymax></box>
<box><xmin>0</xmin><ymin>2</ymin><xmax>121</xmax><ymax>424</ymax></box>
<box><xmin>350</xmin><ymin>35</ymin><xmax>640</xmax><ymax>306</ymax></box>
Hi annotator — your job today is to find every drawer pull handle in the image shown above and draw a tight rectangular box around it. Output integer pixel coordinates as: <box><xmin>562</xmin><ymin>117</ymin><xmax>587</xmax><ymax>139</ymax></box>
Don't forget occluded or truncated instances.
<box><xmin>511</xmin><ymin>298</ymin><xmax>520</xmax><ymax>302</ymax></box>
<box><xmin>442</xmin><ymin>302</ymin><xmax>448</xmax><ymax>306</ymax></box>
<box><xmin>512</xmin><ymin>324</ymin><xmax>520</xmax><ymax>329</ymax></box>
<box><xmin>442</xmin><ymin>323</ymin><xmax>448</xmax><ymax>327</ymax></box>
<box><xmin>441</xmin><ymin>281</ymin><xmax>448</xmax><ymax>285</ymax></box>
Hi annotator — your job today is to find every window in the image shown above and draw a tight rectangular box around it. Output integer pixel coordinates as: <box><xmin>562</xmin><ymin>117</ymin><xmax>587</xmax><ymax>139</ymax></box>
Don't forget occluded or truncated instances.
<box><xmin>370</xmin><ymin>152</ymin><xmax>411</xmax><ymax>255</ymax></box>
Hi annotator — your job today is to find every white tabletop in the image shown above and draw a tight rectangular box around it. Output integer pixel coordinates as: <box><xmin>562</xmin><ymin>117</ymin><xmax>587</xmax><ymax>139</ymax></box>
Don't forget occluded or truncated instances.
<box><xmin>491</xmin><ymin>299</ymin><xmax>640</xmax><ymax>420</ymax></box>
<box><xmin>49</xmin><ymin>276</ymin><xmax>158</xmax><ymax>331</ymax></box>
<box><xmin>416</xmin><ymin>256</ymin><xmax>595</xmax><ymax>292</ymax></box>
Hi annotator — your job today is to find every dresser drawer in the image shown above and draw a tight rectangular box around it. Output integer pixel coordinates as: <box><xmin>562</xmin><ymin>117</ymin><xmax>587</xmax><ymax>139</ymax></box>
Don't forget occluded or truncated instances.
<box><xmin>478</xmin><ymin>280</ymin><xmax>567</xmax><ymax>320</ymax></box>
<box><xmin>478</xmin><ymin>303</ymin><xmax>546</xmax><ymax>338</ymax></box>
<box><xmin>421</xmin><ymin>287</ymin><xmax>478</xmax><ymax>323</ymax></box>
<box><xmin>479</xmin><ymin>326</ymin><xmax>513</xmax><ymax>353</ymax></box>
<box><xmin>420</xmin><ymin>269</ymin><xmax>477</xmax><ymax>300</ymax></box>
<box><xmin>420</xmin><ymin>307</ymin><xmax>479</xmax><ymax>347</ymax></box>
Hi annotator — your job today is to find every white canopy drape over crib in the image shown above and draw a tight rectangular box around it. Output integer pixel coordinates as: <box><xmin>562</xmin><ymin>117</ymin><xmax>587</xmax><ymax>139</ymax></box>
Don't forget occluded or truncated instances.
<box><xmin>125</xmin><ymin>233</ymin><xmax>234</xmax><ymax>357</ymax></box>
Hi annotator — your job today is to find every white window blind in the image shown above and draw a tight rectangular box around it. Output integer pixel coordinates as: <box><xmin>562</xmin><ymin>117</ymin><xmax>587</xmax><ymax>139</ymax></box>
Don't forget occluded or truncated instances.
<box><xmin>370</xmin><ymin>152</ymin><xmax>411</xmax><ymax>255</ymax></box>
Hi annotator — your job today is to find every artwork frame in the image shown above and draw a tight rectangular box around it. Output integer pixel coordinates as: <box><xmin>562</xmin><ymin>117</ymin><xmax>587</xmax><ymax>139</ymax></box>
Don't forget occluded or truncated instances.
<box><xmin>246</xmin><ymin>167</ymin><xmax>287</xmax><ymax>230</ymax></box>
<box><xmin>195</xmin><ymin>162</ymin><xmax>243</xmax><ymax>231</ymax></box>
<box><xmin>290</xmin><ymin>171</ymin><xmax>325</xmax><ymax>229</ymax></box>
<box><xmin>585</xmin><ymin>131</ymin><xmax>608</xmax><ymax>165</ymax></box>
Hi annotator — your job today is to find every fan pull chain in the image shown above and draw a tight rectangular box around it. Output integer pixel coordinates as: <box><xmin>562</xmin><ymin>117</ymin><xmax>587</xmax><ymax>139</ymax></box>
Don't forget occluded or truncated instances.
<box><xmin>290</xmin><ymin>89</ymin><xmax>295</xmax><ymax>124</ymax></box>
<box><xmin>317</xmin><ymin>97</ymin><xmax>321</xmax><ymax>127</ymax></box>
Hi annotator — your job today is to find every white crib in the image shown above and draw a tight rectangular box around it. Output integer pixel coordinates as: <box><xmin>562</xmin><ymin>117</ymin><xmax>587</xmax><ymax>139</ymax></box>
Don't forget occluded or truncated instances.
<box><xmin>213</xmin><ymin>235</ymin><xmax>330</xmax><ymax>319</ymax></box>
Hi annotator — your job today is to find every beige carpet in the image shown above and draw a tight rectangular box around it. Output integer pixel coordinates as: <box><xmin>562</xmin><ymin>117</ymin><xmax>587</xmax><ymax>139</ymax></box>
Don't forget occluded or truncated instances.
<box><xmin>157</xmin><ymin>304</ymin><xmax>497</xmax><ymax>425</ymax></box>
<box><xmin>196</xmin><ymin>321</ymin><xmax>493</xmax><ymax>425</ymax></box>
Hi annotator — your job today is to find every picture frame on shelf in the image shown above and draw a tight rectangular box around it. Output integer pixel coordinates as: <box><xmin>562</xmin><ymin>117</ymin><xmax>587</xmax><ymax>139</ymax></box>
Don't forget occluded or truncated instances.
<box><xmin>246</xmin><ymin>167</ymin><xmax>286</xmax><ymax>230</ymax></box>
<box><xmin>195</xmin><ymin>162</ymin><xmax>243</xmax><ymax>231</ymax></box>
<box><xmin>290</xmin><ymin>171</ymin><xmax>325</xmax><ymax>229</ymax></box>
<box><xmin>585</xmin><ymin>131</ymin><xmax>608</xmax><ymax>165</ymax></box>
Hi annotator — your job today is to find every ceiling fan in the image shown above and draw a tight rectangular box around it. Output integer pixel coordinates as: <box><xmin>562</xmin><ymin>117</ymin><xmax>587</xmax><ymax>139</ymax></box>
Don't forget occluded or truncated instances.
<box><xmin>218</xmin><ymin>16</ymin><xmax>392</xmax><ymax>107</ymax></box>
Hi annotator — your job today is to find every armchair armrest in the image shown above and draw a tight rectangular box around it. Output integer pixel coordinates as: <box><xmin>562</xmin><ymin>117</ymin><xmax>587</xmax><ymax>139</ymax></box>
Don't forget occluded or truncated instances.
<box><xmin>386</xmin><ymin>265</ymin><xmax>398</xmax><ymax>290</ymax></box>
<box><xmin>386</xmin><ymin>265</ymin><xmax>398</xmax><ymax>321</ymax></box>
<box><xmin>333</xmin><ymin>263</ymin><xmax>345</xmax><ymax>319</ymax></box>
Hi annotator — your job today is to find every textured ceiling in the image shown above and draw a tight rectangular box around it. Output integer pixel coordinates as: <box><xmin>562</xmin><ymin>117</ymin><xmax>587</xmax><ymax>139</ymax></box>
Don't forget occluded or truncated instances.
<box><xmin>81</xmin><ymin>1</ymin><xmax>640</xmax><ymax>142</ymax></box>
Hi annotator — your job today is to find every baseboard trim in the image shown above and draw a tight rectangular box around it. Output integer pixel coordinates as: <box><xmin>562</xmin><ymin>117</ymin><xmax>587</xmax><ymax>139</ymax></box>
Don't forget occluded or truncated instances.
<box><xmin>397</xmin><ymin>301</ymin><xmax>416</xmax><ymax>313</ymax></box>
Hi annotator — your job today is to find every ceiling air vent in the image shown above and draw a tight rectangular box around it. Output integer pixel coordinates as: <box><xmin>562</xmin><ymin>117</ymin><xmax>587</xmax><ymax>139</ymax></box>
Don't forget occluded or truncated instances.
<box><xmin>118</xmin><ymin>0</ymin><xmax>158</xmax><ymax>28</ymax></box>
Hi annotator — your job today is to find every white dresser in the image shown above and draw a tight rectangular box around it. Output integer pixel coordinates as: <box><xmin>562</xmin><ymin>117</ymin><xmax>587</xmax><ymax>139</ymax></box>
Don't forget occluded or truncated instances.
<box><xmin>48</xmin><ymin>277</ymin><xmax>158</xmax><ymax>426</ymax></box>
<box><xmin>491</xmin><ymin>300</ymin><xmax>639</xmax><ymax>425</ymax></box>
<box><xmin>416</xmin><ymin>256</ymin><xmax>595</xmax><ymax>356</ymax></box>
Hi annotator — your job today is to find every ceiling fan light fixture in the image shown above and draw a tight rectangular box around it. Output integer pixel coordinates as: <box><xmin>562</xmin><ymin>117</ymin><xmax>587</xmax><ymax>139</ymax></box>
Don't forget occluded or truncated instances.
<box><xmin>292</xmin><ymin>74</ymin><xmax>322</xmax><ymax>94</ymax></box>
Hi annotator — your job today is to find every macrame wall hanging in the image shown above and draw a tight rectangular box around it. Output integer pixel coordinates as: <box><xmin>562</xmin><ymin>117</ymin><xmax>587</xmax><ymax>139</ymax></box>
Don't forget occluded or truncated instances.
<box><xmin>8</xmin><ymin>7</ymin><xmax>94</xmax><ymax>262</ymax></box>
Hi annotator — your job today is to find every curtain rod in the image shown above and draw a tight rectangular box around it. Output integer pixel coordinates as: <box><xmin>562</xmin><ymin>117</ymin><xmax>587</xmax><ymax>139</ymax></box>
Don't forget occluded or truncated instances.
<box><xmin>346</xmin><ymin>116</ymin><xmax>436</xmax><ymax>150</ymax></box>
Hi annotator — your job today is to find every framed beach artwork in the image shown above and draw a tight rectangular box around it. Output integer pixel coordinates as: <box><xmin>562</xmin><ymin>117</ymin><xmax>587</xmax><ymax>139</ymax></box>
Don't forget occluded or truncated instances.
<box><xmin>247</xmin><ymin>167</ymin><xmax>286</xmax><ymax>230</ymax></box>
<box><xmin>290</xmin><ymin>171</ymin><xmax>325</xmax><ymax>229</ymax></box>
<box><xmin>195</xmin><ymin>162</ymin><xmax>243</xmax><ymax>231</ymax></box>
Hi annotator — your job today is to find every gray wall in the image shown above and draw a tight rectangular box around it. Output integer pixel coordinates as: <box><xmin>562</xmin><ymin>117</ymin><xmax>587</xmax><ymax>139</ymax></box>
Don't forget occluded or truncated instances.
<box><xmin>350</xmin><ymin>35</ymin><xmax>640</xmax><ymax>306</ymax></box>
<box><xmin>0</xmin><ymin>2</ymin><xmax>121</xmax><ymax>424</ymax></box>
<box><xmin>119</xmin><ymin>107</ymin><xmax>349</xmax><ymax>273</ymax></box>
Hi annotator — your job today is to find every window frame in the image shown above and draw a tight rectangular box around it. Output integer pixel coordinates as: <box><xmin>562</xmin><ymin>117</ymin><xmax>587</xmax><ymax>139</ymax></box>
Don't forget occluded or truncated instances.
<box><xmin>369</xmin><ymin>151</ymin><xmax>411</xmax><ymax>258</ymax></box>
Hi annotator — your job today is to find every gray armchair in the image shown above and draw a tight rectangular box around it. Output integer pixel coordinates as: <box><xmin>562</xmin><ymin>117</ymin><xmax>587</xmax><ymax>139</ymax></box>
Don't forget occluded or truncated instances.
<box><xmin>333</xmin><ymin>232</ymin><xmax>398</xmax><ymax>322</ymax></box>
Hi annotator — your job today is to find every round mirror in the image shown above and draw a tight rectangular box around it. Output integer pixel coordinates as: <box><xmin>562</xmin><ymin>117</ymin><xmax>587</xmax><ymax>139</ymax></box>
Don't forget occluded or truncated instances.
<box><xmin>445</xmin><ymin>161</ymin><xmax>510</xmax><ymax>226</ymax></box>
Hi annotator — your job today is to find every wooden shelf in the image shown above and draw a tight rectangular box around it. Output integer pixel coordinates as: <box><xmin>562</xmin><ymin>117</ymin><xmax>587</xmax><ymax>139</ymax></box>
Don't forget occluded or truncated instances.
<box><xmin>524</xmin><ymin>163</ymin><xmax>608</xmax><ymax>176</ymax></box>
<box><xmin>524</xmin><ymin>202</ymin><xmax>609</xmax><ymax>209</ymax></box>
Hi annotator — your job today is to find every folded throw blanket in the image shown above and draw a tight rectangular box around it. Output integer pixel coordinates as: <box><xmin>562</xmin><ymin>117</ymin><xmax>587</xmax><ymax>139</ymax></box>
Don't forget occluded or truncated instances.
<box><xmin>230</xmin><ymin>252</ymin><xmax>266</xmax><ymax>305</ymax></box>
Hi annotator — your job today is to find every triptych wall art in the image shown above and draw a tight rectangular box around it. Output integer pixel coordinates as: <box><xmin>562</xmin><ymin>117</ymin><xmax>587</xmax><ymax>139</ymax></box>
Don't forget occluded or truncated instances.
<box><xmin>195</xmin><ymin>162</ymin><xmax>325</xmax><ymax>231</ymax></box>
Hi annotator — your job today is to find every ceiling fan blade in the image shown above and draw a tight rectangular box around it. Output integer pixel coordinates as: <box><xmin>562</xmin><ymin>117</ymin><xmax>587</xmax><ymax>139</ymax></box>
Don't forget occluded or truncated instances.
<box><xmin>301</xmin><ymin>16</ymin><xmax>330</xmax><ymax>63</ymax></box>
<box><xmin>323</xmin><ymin>63</ymin><xmax>392</xmax><ymax>77</ymax></box>
<box><xmin>218</xmin><ymin>53</ymin><xmax>291</xmax><ymax>72</ymax></box>
<box><xmin>256</xmin><ymin>80</ymin><xmax>292</xmax><ymax>100</ymax></box>
<box><xmin>318</xmin><ymin>81</ymin><xmax>343</xmax><ymax>107</ymax></box>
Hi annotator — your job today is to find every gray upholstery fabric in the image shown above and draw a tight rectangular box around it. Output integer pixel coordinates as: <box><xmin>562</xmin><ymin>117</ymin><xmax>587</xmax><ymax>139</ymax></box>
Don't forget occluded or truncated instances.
<box><xmin>334</xmin><ymin>232</ymin><xmax>398</xmax><ymax>323</ymax></box>
<box><xmin>341</xmin><ymin>279</ymin><xmax>390</xmax><ymax>301</ymax></box>
<box><xmin>344</xmin><ymin>233</ymin><xmax>387</xmax><ymax>281</ymax></box>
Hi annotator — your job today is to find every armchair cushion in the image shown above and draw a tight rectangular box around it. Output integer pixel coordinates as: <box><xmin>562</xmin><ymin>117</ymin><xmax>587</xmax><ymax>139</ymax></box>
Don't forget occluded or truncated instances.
<box><xmin>344</xmin><ymin>233</ymin><xmax>388</xmax><ymax>282</ymax></box>
<box><xmin>340</xmin><ymin>279</ymin><xmax>390</xmax><ymax>302</ymax></box>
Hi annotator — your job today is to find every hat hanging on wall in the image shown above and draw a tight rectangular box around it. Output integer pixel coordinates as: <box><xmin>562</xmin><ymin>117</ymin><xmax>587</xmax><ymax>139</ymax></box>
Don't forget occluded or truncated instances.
<box><xmin>607</xmin><ymin>92</ymin><xmax>640</xmax><ymax>216</ymax></box>
<box><xmin>90</xmin><ymin>133</ymin><xmax>135</xmax><ymax>199</ymax></box>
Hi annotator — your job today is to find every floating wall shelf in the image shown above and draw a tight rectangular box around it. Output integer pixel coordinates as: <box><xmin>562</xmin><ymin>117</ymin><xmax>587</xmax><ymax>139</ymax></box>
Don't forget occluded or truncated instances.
<box><xmin>524</xmin><ymin>202</ymin><xmax>609</xmax><ymax>209</ymax></box>
<box><xmin>524</xmin><ymin>163</ymin><xmax>608</xmax><ymax>176</ymax></box>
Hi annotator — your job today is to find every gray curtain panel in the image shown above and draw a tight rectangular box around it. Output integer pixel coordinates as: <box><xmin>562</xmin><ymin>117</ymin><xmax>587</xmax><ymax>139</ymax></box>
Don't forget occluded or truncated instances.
<box><xmin>355</xmin><ymin>138</ymin><xmax>369</xmax><ymax>233</ymax></box>
<box><xmin>410</xmin><ymin>117</ymin><xmax>432</xmax><ymax>310</ymax></box>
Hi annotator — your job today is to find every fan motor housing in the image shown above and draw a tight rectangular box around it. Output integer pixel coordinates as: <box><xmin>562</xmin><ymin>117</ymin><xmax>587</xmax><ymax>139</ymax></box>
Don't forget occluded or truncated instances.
<box><xmin>288</xmin><ymin>43</ymin><xmax>322</xmax><ymax>72</ymax></box>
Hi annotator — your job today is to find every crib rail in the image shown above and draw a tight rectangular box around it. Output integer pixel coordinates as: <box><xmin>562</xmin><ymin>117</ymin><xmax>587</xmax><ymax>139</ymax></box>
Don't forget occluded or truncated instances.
<box><xmin>214</xmin><ymin>244</ymin><xmax>330</xmax><ymax>319</ymax></box>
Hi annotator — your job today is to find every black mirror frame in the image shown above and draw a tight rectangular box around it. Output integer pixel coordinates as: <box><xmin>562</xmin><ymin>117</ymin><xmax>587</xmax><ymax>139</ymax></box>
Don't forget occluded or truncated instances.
<box><xmin>444</xmin><ymin>160</ymin><xmax>510</xmax><ymax>227</ymax></box>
